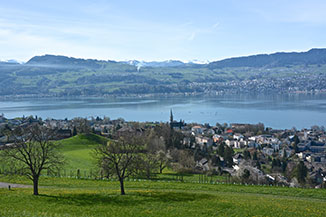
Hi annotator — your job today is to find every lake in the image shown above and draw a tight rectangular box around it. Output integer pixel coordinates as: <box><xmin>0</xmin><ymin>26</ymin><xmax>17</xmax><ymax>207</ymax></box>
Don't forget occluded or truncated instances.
<box><xmin>0</xmin><ymin>94</ymin><xmax>326</xmax><ymax>129</ymax></box>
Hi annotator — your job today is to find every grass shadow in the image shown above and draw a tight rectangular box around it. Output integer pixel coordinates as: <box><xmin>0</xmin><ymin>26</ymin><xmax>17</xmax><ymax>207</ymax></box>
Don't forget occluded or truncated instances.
<box><xmin>38</xmin><ymin>190</ymin><xmax>215</xmax><ymax>207</ymax></box>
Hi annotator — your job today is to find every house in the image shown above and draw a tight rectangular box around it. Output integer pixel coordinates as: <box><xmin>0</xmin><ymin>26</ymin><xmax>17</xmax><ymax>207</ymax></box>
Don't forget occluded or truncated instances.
<box><xmin>196</xmin><ymin>158</ymin><xmax>210</xmax><ymax>171</ymax></box>
<box><xmin>310</xmin><ymin>146</ymin><xmax>326</xmax><ymax>153</ymax></box>
<box><xmin>309</xmin><ymin>170</ymin><xmax>324</xmax><ymax>184</ymax></box>
<box><xmin>248</xmin><ymin>136</ymin><xmax>257</xmax><ymax>142</ymax></box>
<box><xmin>297</xmin><ymin>142</ymin><xmax>309</xmax><ymax>152</ymax></box>
<box><xmin>297</xmin><ymin>152</ymin><xmax>310</xmax><ymax>160</ymax></box>
<box><xmin>248</xmin><ymin>141</ymin><xmax>260</xmax><ymax>148</ymax></box>
<box><xmin>0</xmin><ymin>136</ymin><xmax>7</xmax><ymax>145</ymax></box>
<box><xmin>239</xmin><ymin>140</ymin><xmax>248</xmax><ymax>148</ymax></box>
<box><xmin>262</xmin><ymin>147</ymin><xmax>274</xmax><ymax>156</ymax></box>
<box><xmin>195</xmin><ymin>136</ymin><xmax>213</xmax><ymax>148</ymax></box>
<box><xmin>279</xmin><ymin>148</ymin><xmax>292</xmax><ymax>158</ymax></box>
<box><xmin>225</xmin><ymin>139</ymin><xmax>232</xmax><ymax>147</ymax></box>
<box><xmin>233</xmin><ymin>153</ymin><xmax>244</xmax><ymax>164</ymax></box>
<box><xmin>271</xmin><ymin>143</ymin><xmax>280</xmax><ymax>151</ymax></box>
<box><xmin>212</xmin><ymin>134</ymin><xmax>223</xmax><ymax>143</ymax></box>
<box><xmin>226</xmin><ymin>129</ymin><xmax>233</xmax><ymax>135</ymax></box>
<box><xmin>192</xmin><ymin>126</ymin><xmax>204</xmax><ymax>135</ymax></box>
<box><xmin>183</xmin><ymin>137</ymin><xmax>193</xmax><ymax>148</ymax></box>
<box><xmin>318</xmin><ymin>135</ymin><xmax>326</xmax><ymax>143</ymax></box>
<box><xmin>233</xmin><ymin>133</ymin><xmax>244</xmax><ymax>141</ymax></box>
<box><xmin>233</xmin><ymin>140</ymin><xmax>241</xmax><ymax>149</ymax></box>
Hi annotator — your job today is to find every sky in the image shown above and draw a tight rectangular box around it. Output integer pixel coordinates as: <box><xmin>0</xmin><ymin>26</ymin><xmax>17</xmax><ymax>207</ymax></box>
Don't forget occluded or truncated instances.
<box><xmin>0</xmin><ymin>0</ymin><xmax>326</xmax><ymax>62</ymax></box>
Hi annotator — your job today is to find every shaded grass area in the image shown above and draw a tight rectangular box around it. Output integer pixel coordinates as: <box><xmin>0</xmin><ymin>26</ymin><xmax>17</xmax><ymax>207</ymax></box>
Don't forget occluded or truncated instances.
<box><xmin>2</xmin><ymin>175</ymin><xmax>326</xmax><ymax>200</ymax></box>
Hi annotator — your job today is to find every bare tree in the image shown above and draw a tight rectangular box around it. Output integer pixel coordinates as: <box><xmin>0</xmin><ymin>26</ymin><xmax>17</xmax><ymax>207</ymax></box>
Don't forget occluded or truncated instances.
<box><xmin>170</xmin><ymin>149</ymin><xmax>196</xmax><ymax>173</ymax></box>
<box><xmin>157</xmin><ymin>149</ymin><xmax>170</xmax><ymax>174</ymax></box>
<box><xmin>142</xmin><ymin>131</ymin><xmax>168</xmax><ymax>176</ymax></box>
<box><xmin>94</xmin><ymin>133</ymin><xmax>143</xmax><ymax>195</ymax></box>
<box><xmin>72</xmin><ymin>118</ymin><xmax>91</xmax><ymax>134</ymax></box>
<box><xmin>0</xmin><ymin>123</ymin><xmax>64</xmax><ymax>195</ymax></box>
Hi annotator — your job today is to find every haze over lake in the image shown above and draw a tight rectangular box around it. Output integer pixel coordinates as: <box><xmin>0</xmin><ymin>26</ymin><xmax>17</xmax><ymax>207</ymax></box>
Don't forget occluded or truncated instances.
<box><xmin>1</xmin><ymin>94</ymin><xmax>326</xmax><ymax>129</ymax></box>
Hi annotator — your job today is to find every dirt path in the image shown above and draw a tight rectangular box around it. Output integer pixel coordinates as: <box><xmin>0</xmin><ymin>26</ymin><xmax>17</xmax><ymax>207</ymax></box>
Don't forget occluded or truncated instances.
<box><xmin>0</xmin><ymin>182</ymin><xmax>31</xmax><ymax>188</ymax></box>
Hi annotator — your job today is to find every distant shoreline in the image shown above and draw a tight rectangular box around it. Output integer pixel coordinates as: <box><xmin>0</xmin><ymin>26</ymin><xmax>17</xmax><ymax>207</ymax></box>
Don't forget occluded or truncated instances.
<box><xmin>1</xmin><ymin>91</ymin><xmax>326</xmax><ymax>100</ymax></box>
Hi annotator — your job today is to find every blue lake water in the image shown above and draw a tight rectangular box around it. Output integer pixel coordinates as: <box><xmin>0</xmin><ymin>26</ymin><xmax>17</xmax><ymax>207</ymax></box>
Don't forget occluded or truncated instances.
<box><xmin>0</xmin><ymin>94</ymin><xmax>326</xmax><ymax>129</ymax></box>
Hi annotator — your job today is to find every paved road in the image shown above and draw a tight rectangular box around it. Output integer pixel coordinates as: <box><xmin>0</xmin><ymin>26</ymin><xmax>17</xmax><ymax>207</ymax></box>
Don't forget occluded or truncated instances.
<box><xmin>0</xmin><ymin>182</ymin><xmax>31</xmax><ymax>188</ymax></box>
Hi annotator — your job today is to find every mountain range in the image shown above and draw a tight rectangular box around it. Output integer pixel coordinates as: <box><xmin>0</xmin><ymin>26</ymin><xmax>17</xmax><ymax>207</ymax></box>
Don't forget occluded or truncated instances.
<box><xmin>1</xmin><ymin>48</ymin><xmax>326</xmax><ymax>97</ymax></box>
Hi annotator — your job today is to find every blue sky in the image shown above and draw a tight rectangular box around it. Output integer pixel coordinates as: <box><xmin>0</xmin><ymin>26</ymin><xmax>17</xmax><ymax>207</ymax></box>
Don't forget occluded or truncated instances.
<box><xmin>0</xmin><ymin>0</ymin><xmax>326</xmax><ymax>62</ymax></box>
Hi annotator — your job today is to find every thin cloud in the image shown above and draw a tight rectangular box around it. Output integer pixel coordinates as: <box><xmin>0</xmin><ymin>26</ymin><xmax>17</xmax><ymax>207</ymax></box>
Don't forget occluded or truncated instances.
<box><xmin>188</xmin><ymin>32</ymin><xmax>196</xmax><ymax>41</ymax></box>
<box><xmin>212</xmin><ymin>22</ymin><xmax>219</xmax><ymax>29</ymax></box>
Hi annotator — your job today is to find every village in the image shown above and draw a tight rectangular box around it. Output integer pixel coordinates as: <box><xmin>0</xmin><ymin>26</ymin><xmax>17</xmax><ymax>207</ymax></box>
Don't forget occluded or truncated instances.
<box><xmin>1</xmin><ymin>112</ymin><xmax>326</xmax><ymax>188</ymax></box>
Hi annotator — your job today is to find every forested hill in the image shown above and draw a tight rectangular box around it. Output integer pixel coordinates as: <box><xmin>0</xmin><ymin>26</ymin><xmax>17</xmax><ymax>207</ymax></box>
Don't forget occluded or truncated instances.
<box><xmin>208</xmin><ymin>48</ymin><xmax>326</xmax><ymax>68</ymax></box>
<box><xmin>1</xmin><ymin>48</ymin><xmax>326</xmax><ymax>97</ymax></box>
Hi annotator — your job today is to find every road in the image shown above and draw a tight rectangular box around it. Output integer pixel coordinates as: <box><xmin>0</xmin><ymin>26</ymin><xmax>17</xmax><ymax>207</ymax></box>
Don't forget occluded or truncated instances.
<box><xmin>0</xmin><ymin>182</ymin><xmax>31</xmax><ymax>188</ymax></box>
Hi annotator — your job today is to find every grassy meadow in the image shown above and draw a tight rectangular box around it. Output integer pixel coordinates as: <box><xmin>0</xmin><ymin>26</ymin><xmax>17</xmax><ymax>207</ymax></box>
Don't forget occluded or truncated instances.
<box><xmin>1</xmin><ymin>176</ymin><xmax>326</xmax><ymax>216</ymax></box>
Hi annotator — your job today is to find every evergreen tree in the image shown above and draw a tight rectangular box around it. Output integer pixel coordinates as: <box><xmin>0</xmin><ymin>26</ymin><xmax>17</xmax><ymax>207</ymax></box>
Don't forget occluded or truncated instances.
<box><xmin>218</xmin><ymin>143</ymin><xmax>225</xmax><ymax>156</ymax></box>
<box><xmin>293</xmin><ymin>135</ymin><xmax>300</xmax><ymax>145</ymax></box>
<box><xmin>276</xmin><ymin>158</ymin><xmax>281</xmax><ymax>167</ymax></box>
<box><xmin>272</xmin><ymin>158</ymin><xmax>277</xmax><ymax>168</ymax></box>
<box><xmin>224</xmin><ymin>146</ymin><xmax>234</xmax><ymax>167</ymax></box>
<box><xmin>256</xmin><ymin>161</ymin><xmax>261</xmax><ymax>170</ymax></box>
<box><xmin>244</xmin><ymin>150</ymin><xmax>251</xmax><ymax>160</ymax></box>
<box><xmin>253</xmin><ymin>151</ymin><xmax>258</xmax><ymax>161</ymax></box>
<box><xmin>72</xmin><ymin>126</ymin><xmax>77</xmax><ymax>136</ymax></box>
<box><xmin>296</xmin><ymin>161</ymin><xmax>307</xmax><ymax>184</ymax></box>
<box><xmin>293</xmin><ymin>143</ymin><xmax>299</xmax><ymax>153</ymax></box>
<box><xmin>282</xmin><ymin>149</ymin><xmax>287</xmax><ymax>159</ymax></box>
<box><xmin>281</xmin><ymin>160</ymin><xmax>287</xmax><ymax>173</ymax></box>
<box><xmin>212</xmin><ymin>155</ymin><xmax>221</xmax><ymax>166</ymax></box>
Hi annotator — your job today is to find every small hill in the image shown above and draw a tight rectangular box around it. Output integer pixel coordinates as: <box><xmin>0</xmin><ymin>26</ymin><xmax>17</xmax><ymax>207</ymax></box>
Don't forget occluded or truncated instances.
<box><xmin>57</xmin><ymin>133</ymin><xmax>109</xmax><ymax>172</ymax></box>
<box><xmin>26</xmin><ymin>54</ymin><xmax>105</xmax><ymax>70</ymax></box>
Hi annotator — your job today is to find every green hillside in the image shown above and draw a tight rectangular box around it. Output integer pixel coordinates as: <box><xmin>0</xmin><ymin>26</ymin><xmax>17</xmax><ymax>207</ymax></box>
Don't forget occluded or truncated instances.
<box><xmin>55</xmin><ymin>134</ymin><xmax>225</xmax><ymax>182</ymax></box>
<box><xmin>56</xmin><ymin>134</ymin><xmax>109</xmax><ymax>172</ymax></box>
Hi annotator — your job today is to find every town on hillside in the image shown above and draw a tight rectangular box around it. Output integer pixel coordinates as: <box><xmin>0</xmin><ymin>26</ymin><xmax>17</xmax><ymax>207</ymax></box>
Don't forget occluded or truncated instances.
<box><xmin>1</xmin><ymin>112</ymin><xmax>326</xmax><ymax>188</ymax></box>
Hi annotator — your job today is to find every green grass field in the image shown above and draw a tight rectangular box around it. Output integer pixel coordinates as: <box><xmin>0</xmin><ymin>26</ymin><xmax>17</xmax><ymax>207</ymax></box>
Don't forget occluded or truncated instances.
<box><xmin>1</xmin><ymin>175</ymin><xmax>326</xmax><ymax>216</ymax></box>
<box><xmin>56</xmin><ymin>133</ymin><xmax>108</xmax><ymax>172</ymax></box>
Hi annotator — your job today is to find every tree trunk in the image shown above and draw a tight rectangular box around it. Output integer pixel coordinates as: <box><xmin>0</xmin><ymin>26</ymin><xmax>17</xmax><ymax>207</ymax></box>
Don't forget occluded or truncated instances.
<box><xmin>146</xmin><ymin>168</ymin><xmax>151</xmax><ymax>179</ymax></box>
<box><xmin>33</xmin><ymin>176</ymin><xmax>39</xmax><ymax>195</ymax></box>
<box><xmin>119</xmin><ymin>178</ymin><xmax>125</xmax><ymax>195</ymax></box>
<box><xmin>159</xmin><ymin>166</ymin><xmax>164</xmax><ymax>174</ymax></box>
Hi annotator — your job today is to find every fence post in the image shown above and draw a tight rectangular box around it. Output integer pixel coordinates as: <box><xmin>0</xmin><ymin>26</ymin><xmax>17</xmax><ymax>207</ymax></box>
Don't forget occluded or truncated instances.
<box><xmin>77</xmin><ymin>169</ymin><xmax>80</xmax><ymax>179</ymax></box>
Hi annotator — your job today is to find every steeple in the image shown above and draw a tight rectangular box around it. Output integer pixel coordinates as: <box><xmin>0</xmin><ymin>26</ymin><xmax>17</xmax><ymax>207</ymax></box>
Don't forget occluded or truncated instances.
<box><xmin>170</xmin><ymin>109</ymin><xmax>174</xmax><ymax>123</ymax></box>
